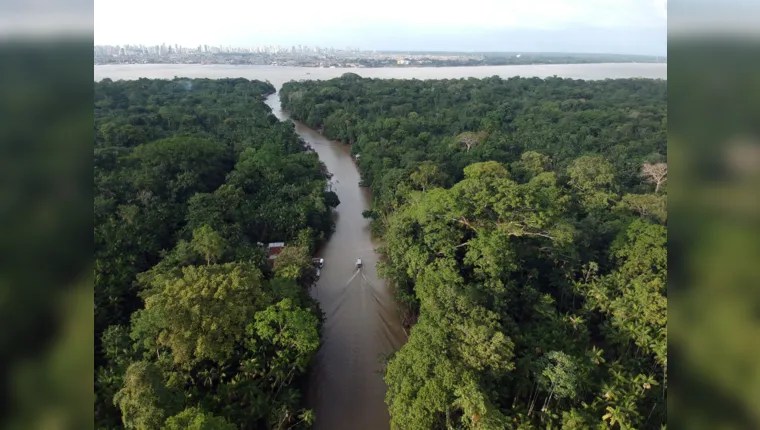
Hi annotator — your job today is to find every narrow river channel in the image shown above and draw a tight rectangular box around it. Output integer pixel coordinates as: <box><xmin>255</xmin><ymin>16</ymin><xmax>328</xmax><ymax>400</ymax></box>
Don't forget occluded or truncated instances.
<box><xmin>265</xmin><ymin>93</ymin><xmax>407</xmax><ymax>430</ymax></box>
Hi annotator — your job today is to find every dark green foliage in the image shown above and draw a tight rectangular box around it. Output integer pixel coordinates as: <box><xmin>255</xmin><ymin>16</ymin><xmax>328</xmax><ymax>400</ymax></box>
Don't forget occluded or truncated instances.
<box><xmin>95</xmin><ymin>78</ymin><xmax>337</xmax><ymax>429</ymax></box>
<box><xmin>281</xmin><ymin>75</ymin><xmax>666</xmax><ymax>206</ymax></box>
<box><xmin>281</xmin><ymin>75</ymin><xmax>667</xmax><ymax>429</ymax></box>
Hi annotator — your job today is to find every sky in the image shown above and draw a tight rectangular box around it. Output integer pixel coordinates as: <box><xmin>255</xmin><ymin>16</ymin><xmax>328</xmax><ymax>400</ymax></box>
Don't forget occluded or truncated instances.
<box><xmin>93</xmin><ymin>0</ymin><xmax>668</xmax><ymax>55</ymax></box>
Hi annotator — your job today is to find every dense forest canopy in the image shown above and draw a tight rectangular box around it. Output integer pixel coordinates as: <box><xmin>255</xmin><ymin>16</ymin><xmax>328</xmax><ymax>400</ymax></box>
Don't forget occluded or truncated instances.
<box><xmin>94</xmin><ymin>78</ymin><xmax>338</xmax><ymax>429</ymax></box>
<box><xmin>280</xmin><ymin>74</ymin><xmax>667</xmax><ymax>429</ymax></box>
<box><xmin>281</xmin><ymin>74</ymin><xmax>666</xmax><ymax>194</ymax></box>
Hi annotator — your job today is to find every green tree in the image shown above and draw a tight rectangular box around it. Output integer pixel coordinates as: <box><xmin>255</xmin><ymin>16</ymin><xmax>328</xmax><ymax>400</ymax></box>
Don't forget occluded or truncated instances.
<box><xmin>163</xmin><ymin>407</ymin><xmax>236</xmax><ymax>430</ymax></box>
<box><xmin>191</xmin><ymin>225</ymin><xmax>226</xmax><ymax>265</ymax></box>
<box><xmin>114</xmin><ymin>361</ymin><xmax>176</xmax><ymax>430</ymax></box>
<box><xmin>567</xmin><ymin>155</ymin><xmax>618</xmax><ymax>212</ymax></box>
<box><xmin>132</xmin><ymin>262</ymin><xmax>268</xmax><ymax>368</ymax></box>
<box><xmin>273</xmin><ymin>246</ymin><xmax>313</xmax><ymax>282</ymax></box>
<box><xmin>537</xmin><ymin>351</ymin><xmax>582</xmax><ymax>415</ymax></box>
<box><xmin>516</xmin><ymin>151</ymin><xmax>552</xmax><ymax>179</ymax></box>
<box><xmin>617</xmin><ymin>193</ymin><xmax>667</xmax><ymax>223</ymax></box>
<box><xmin>249</xmin><ymin>299</ymin><xmax>320</xmax><ymax>398</ymax></box>
<box><xmin>409</xmin><ymin>161</ymin><xmax>447</xmax><ymax>192</ymax></box>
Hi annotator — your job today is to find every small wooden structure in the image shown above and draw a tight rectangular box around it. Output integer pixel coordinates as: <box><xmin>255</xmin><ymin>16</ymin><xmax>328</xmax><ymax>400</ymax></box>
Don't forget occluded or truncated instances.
<box><xmin>267</xmin><ymin>242</ymin><xmax>286</xmax><ymax>260</ymax></box>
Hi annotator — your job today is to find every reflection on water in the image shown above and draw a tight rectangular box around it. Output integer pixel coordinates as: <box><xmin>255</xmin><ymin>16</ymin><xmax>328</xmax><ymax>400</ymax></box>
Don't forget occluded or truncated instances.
<box><xmin>265</xmin><ymin>93</ymin><xmax>406</xmax><ymax>430</ymax></box>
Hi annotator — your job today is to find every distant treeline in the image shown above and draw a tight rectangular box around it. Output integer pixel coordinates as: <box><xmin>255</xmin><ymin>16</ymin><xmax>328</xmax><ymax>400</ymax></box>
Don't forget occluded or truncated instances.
<box><xmin>350</xmin><ymin>58</ymin><xmax>664</xmax><ymax>68</ymax></box>
<box><xmin>378</xmin><ymin>51</ymin><xmax>666</xmax><ymax>62</ymax></box>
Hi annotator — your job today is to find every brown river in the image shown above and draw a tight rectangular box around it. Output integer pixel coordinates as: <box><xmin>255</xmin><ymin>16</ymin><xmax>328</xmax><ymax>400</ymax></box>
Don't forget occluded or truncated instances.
<box><xmin>95</xmin><ymin>63</ymin><xmax>667</xmax><ymax>429</ymax></box>
<box><xmin>264</xmin><ymin>93</ymin><xmax>408</xmax><ymax>429</ymax></box>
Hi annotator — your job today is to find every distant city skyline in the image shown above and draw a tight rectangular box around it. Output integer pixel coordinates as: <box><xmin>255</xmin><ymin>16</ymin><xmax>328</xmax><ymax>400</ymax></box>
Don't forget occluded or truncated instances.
<box><xmin>94</xmin><ymin>43</ymin><xmax>371</xmax><ymax>52</ymax></box>
<box><xmin>95</xmin><ymin>0</ymin><xmax>667</xmax><ymax>56</ymax></box>
<box><xmin>93</xmin><ymin>42</ymin><xmax>665</xmax><ymax>58</ymax></box>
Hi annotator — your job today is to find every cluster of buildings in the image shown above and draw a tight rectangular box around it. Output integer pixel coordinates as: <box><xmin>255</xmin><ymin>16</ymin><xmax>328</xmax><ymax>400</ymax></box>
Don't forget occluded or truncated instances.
<box><xmin>94</xmin><ymin>44</ymin><xmax>665</xmax><ymax>67</ymax></box>
<box><xmin>93</xmin><ymin>44</ymin><xmax>484</xmax><ymax>67</ymax></box>
<box><xmin>94</xmin><ymin>43</ymin><xmax>366</xmax><ymax>58</ymax></box>
<box><xmin>94</xmin><ymin>43</ymin><xmax>373</xmax><ymax>66</ymax></box>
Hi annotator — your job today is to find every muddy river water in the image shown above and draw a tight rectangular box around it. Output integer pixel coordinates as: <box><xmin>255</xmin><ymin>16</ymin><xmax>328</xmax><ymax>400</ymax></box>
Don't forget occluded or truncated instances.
<box><xmin>265</xmin><ymin>93</ymin><xmax>407</xmax><ymax>430</ymax></box>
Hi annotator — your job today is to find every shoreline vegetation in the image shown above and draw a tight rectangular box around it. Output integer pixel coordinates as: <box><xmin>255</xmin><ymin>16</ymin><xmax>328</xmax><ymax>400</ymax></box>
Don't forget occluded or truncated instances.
<box><xmin>280</xmin><ymin>73</ymin><xmax>667</xmax><ymax>429</ymax></box>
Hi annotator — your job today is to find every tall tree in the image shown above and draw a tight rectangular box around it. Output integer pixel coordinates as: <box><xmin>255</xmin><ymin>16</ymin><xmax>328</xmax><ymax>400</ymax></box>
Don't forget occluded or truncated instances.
<box><xmin>640</xmin><ymin>162</ymin><xmax>668</xmax><ymax>193</ymax></box>
<box><xmin>113</xmin><ymin>361</ymin><xmax>176</xmax><ymax>429</ymax></box>
<box><xmin>191</xmin><ymin>225</ymin><xmax>226</xmax><ymax>265</ymax></box>
<box><xmin>164</xmin><ymin>407</ymin><xmax>237</xmax><ymax>430</ymax></box>
<box><xmin>567</xmin><ymin>155</ymin><xmax>618</xmax><ymax>212</ymax></box>
<box><xmin>132</xmin><ymin>262</ymin><xmax>268</xmax><ymax>368</ymax></box>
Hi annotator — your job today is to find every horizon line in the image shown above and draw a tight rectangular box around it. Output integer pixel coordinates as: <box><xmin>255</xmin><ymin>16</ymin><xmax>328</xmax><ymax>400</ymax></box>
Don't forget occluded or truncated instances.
<box><xmin>94</xmin><ymin>44</ymin><xmax>667</xmax><ymax>57</ymax></box>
